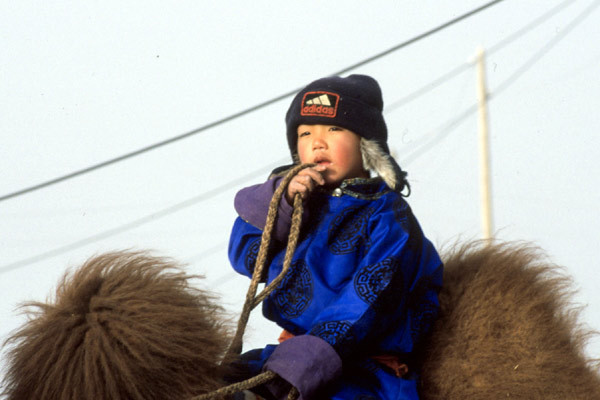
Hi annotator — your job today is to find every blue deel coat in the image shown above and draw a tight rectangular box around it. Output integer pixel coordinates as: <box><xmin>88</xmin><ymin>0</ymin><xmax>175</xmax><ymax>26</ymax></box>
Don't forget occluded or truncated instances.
<box><xmin>229</xmin><ymin>176</ymin><xmax>443</xmax><ymax>399</ymax></box>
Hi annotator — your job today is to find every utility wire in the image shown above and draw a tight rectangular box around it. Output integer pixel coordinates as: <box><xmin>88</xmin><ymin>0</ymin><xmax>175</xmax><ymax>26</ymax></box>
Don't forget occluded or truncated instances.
<box><xmin>183</xmin><ymin>242</ymin><xmax>241</xmax><ymax>288</ymax></box>
<box><xmin>0</xmin><ymin>0</ymin><xmax>508</xmax><ymax>203</ymax></box>
<box><xmin>10</xmin><ymin>0</ymin><xmax>571</xmax><ymax>222</ymax></box>
<box><xmin>385</xmin><ymin>63</ymin><xmax>474</xmax><ymax>113</ymax></box>
<box><xmin>384</xmin><ymin>0</ymin><xmax>576</xmax><ymax>113</ymax></box>
<box><xmin>492</xmin><ymin>0</ymin><xmax>600</xmax><ymax>97</ymax></box>
<box><xmin>184</xmin><ymin>241</ymin><xmax>229</xmax><ymax>265</ymax></box>
<box><xmin>5</xmin><ymin>0</ymin><xmax>585</xmax><ymax>275</ymax></box>
<box><xmin>0</xmin><ymin>157</ymin><xmax>288</xmax><ymax>274</ymax></box>
<box><xmin>331</xmin><ymin>0</ymin><xmax>508</xmax><ymax>76</ymax></box>
<box><xmin>155</xmin><ymin>0</ymin><xmax>598</xmax><ymax>289</ymax></box>
<box><xmin>2</xmin><ymin>0</ymin><xmax>591</xmax><ymax>276</ymax></box>
<box><xmin>400</xmin><ymin>0</ymin><xmax>599</xmax><ymax>166</ymax></box>
<box><xmin>401</xmin><ymin>104</ymin><xmax>478</xmax><ymax>166</ymax></box>
<box><xmin>486</xmin><ymin>0</ymin><xmax>575</xmax><ymax>55</ymax></box>
<box><xmin>3</xmin><ymin>0</ymin><xmax>589</xmax><ymax>278</ymax></box>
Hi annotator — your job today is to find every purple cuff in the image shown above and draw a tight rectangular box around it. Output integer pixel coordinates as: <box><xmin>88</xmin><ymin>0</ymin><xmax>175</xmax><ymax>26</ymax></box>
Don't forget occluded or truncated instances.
<box><xmin>234</xmin><ymin>177</ymin><xmax>297</xmax><ymax>243</ymax></box>
<box><xmin>263</xmin><ymin>335</ymin><xmax>342</xmax><ymax>400</ymax></box>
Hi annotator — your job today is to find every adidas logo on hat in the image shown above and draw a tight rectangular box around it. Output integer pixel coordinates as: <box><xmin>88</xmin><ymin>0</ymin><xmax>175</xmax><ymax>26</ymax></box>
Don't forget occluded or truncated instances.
<box><xmin>300</xmin><ymin>91</ymin><xmax>339</xmax><ymax>118</ymax></box>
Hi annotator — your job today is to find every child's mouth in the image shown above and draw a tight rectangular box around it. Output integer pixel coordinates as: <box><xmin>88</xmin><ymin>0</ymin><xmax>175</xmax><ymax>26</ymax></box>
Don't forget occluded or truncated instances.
<box><xmin>314</xmin><ymin>157</ymin><xmax>331</xmax><ymax>166</ymax></box>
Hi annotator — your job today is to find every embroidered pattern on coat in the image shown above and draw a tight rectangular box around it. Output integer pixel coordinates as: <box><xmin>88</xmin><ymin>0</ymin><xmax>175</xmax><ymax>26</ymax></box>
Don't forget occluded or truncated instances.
<box><xmin>244</xmin><ymin>238</ymin><xmax>261</xmax><ymax>273</ymax></box>
<box><xmin>410</xmin><ymin>300</ymin><xmax>438</xmax><ymax>343</ymax></box>
<box><xmin>272</xmin><ymin>260</ymin><xmax>313</xmax><ymax>319</ymax></box>
<box><xmin>329</xmin><ymin>206</ymin><xmax>374</xmax><ymax>255</ymax></box>
<box><xmin>309</xmin><ymin>320</ymin><xmax>352</xmax><ymax>347</ymax></box>
<box><xmin>393</xmin><ymin>197</ymin><xmax>410</xmax><ymax>231</ymax></box>
<box><xmin>354</xmin><ymin>257</ymin><xmax>400</xmax><ymax>305</ymax></box>
<box><xmin>408</xmin><ymin>275</ymin><xmax>439</xmax><ymax>342</ymax></box>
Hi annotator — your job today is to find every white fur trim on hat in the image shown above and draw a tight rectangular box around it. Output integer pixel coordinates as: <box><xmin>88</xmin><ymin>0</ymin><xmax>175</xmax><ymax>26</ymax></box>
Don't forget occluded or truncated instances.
<box><xmin>360</xmin><ymin>138</ymin><xmax>399</xmax><ymax>190</ymax></box>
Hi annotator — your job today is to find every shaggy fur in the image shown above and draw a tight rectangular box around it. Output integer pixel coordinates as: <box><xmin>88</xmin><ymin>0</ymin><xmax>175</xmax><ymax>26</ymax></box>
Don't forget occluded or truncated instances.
<box><xmin>1</xmin><ymin>251</ymin><xmax>232</xmax><ymax>400</ymax></box>
<box><xmin>360</xmin><ymin>138</ymin><xmax>398</xmax><ymax>190</ymax></box>
<box><xmin>420</xmin><ymin>242</ymin><xmax>600</xmax><ymax>399</ymax></box>
<box><xmin>5</xmin><ymin>244</ymin><xmax>599</xmax><ymax>399</ymax></box>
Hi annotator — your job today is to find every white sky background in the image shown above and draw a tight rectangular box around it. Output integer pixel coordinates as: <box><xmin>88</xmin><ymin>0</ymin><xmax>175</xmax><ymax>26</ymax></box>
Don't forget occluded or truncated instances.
<box><xmin>1</xmin><ymin>0</ymin><xmax>599</xmax><ymax>378</ymax></box>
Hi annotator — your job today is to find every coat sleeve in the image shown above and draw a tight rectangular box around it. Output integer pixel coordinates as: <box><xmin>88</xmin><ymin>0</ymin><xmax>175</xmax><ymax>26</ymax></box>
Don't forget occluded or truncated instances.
<box><xmin>233</xmin><ymin>176</ymin><xmax>295</xmax><ymax>243</ymax></box>
<box><xmin>229</xmin><ymin>177</ymin><xmax>303</xmax><ymax>278</ymax></box>
<box><xmin>228</xmin><ymin>217</ymin><xmax>264</xmax><ymax>278</ymax></box>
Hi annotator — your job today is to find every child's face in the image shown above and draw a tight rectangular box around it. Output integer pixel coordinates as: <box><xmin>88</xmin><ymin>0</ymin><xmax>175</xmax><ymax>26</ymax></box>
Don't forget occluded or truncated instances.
<box><xmin>297</xmin><ymin>124</ymin><xmax>368</xmax><ymax>185</ymax></box>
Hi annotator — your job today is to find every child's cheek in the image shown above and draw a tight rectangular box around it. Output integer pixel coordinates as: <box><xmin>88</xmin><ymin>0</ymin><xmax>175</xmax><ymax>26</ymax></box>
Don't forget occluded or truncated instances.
<box><xmin>297</xmin><ymin>146</ymin><xmax>309</xmax><ymax>164</ymax></box>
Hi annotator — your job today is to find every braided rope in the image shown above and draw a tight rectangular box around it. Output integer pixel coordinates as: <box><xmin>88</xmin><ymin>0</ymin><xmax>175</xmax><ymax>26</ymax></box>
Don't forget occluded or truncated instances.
<box><xmin>190</xmin><ymin>370</ymin><xmax>277</xmax><ymax>400</ymax></box>
<box><xmin>196</xmin><ymin>164</ymin><xmax>315</xmax><ymax>400</ymax></box>
<box><xmin>226</xmin><ymin>163</ymin><xmax>315</xmax><ymax>357</ymax></box>
<box><xmin>287</xmin><ymin>386</ymin><xmax>300</xmax><ymax>400</ymax></box>
<box><xmin>253</xmin><ymin>192</ymin><xmax>304</xmax><ymax>307</ymax></box>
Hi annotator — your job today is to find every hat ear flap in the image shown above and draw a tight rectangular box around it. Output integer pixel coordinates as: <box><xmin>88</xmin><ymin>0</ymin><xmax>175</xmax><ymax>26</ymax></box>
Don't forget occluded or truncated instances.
<box><xmin>361</xmin><ymin>139</ymin><xmax>410</xmax><ymax>195</ymax></box>
<box><xmin>292</xmin><ymin>152</ymin><xmax>301</xmax><ymax>165</ymax></box>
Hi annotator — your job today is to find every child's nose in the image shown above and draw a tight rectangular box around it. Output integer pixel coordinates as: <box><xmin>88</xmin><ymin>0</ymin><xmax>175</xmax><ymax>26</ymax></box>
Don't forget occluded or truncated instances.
<box><xmin>312</xmin><ymin>137</ymin><xmax>327</xmax><ymax>151</ymax></box>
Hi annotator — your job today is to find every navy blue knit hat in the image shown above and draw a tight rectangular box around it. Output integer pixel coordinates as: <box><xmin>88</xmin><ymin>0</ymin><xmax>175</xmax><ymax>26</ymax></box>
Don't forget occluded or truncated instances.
<box><xmin>285</xmin><ymin>74</ymin><xmax>390</xmax><ymax>155</ymax></box>
<box><xmin>280</xmin><ymin>74</ymin><xmax>409</xmax><ymax>193</ymax></box>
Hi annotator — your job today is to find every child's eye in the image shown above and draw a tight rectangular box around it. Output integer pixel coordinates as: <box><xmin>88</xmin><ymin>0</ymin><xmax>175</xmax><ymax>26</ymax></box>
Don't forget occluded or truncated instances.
<box><xmin>329</xmin><ymin>126</ymin><xmax>344</xmax><ymax>132</ymax></box>
<box><xmin>299</xmin><ymin>131</ymin><xmax>310</xmax><ymax>137</ymax></box>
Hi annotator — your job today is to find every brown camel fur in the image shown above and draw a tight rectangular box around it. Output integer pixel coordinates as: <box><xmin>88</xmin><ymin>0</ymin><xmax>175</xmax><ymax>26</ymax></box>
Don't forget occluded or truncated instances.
<box><xmin>3</xmin><ymin>243</ymin><xmax>600</xmax><ymax>399</ymax></box>
<box><xmin>420</xmin><ymin>241</ymin><xmax>600</xmax><ymax>399</ymax></box>
<box><xmin>1</xmin><ymin>251</ymin><xmax>232</xmax><ymax>400</ymax></box>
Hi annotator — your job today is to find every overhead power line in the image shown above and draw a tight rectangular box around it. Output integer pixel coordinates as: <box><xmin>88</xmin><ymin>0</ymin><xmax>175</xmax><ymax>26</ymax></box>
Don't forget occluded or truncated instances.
<box><xmin>0</xmin><ymin>157</ymin><xmax>288</xmax><ymax>275</ymax></box>
<box><xmin>2</xmin><ymin>0</ymin><xmax>591</xmax><ymax>276</ymax></box>
<box><xmin>399</xmin><ymin>0</ymin><xmax>599</xmax><ymax>166</ymax></box>
<box><xmin>331</xmin><ymin>0</ymin><xmax>508</xmax><ymax>76</ymax></box>
<box><xmin>492</xmin><ymin>0</ymin><xmax>600</xmax><ymax>97</ymax></box>
<box><xmin>384</xmin><ymin>0</ymin><xmax>576</xmax><ymax>113</ymax></box>
<box><xmin>148</xmin><ymin>0</ymin><xmax>598</xmax><ymax>290</ymax></box>
<box><xmin>486</xmin><ymin>0</ymin><xmax>575</xmax><ymax>55</ymax></box>
<box><xmin>0</xmin><ymin>0</ymin><xmax>508</xmax><ymax>203</ymax></box>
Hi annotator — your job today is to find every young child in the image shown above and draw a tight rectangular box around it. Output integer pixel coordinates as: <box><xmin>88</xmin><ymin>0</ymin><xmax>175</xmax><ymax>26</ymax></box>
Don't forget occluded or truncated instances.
<box><xmin>229</xmin><ymin>74</ymin><xmax>443</xmax><ymax>399</ymax></box>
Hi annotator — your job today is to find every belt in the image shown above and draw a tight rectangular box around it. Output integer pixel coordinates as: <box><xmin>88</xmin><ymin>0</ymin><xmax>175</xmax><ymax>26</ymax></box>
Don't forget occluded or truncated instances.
<box><xmin>277</xmin><ymin>330</ymin><xmax>409</xmax><ymax>378</ymax></box>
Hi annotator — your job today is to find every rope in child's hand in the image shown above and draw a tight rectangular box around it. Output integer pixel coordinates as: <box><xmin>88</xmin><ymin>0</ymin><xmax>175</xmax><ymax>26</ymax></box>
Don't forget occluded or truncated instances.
<box><xmin>190</xmin><ymin>371</ymin><xmax>277</xmax><ymax>400</ymax></box>
<box><xmin>198</xmin><ymin>163</ymin><xmax>315</xmax><ymax>400</ymax></box>
<box><xmin>226</xmin><ymin>163</ymin><xmax>315</xmax><ymax>357</ymax></box>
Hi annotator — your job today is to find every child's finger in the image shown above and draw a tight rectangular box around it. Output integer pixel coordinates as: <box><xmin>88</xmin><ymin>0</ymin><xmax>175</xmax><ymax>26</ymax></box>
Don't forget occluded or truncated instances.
<box><xmin>294</xmin><ymin>175</ymin><xmax>316</xmax><ymax>192</ymax></box>
<box><xmin>286</xmin><ymin>169</ymin><xmax>326</xmax><ymax>204</ymax></box>
<box><xmin>289</xmin><ymin>180</ymin><xmax>310</xmax><ymax>200</ymax></box>
<box><xmin>298</xmin><ymin>168</ymin><xmax>326</xmax><ymax>186</ymax></box>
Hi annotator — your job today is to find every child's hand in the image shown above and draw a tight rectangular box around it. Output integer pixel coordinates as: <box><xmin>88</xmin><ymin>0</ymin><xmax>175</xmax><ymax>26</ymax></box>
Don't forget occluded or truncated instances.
<box><xmin>286</xmin><ymin>165</ymin><xmax>327</xmax><ymax>204</ymax></box>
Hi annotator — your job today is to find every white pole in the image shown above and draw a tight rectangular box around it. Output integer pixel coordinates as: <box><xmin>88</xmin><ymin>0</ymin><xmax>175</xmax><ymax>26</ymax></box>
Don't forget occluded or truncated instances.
<box><xmin>476</xmin><ymin>47</ymin><xmax>494</xmax><ymax>242</ymax></box>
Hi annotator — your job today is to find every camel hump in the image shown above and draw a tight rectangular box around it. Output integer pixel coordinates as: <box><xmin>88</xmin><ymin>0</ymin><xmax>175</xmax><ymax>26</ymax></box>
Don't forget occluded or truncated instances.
<box><xmin>420</xmin><ymin>241</ymin><xmax>600</xmax><ymax>399</ymax></box>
